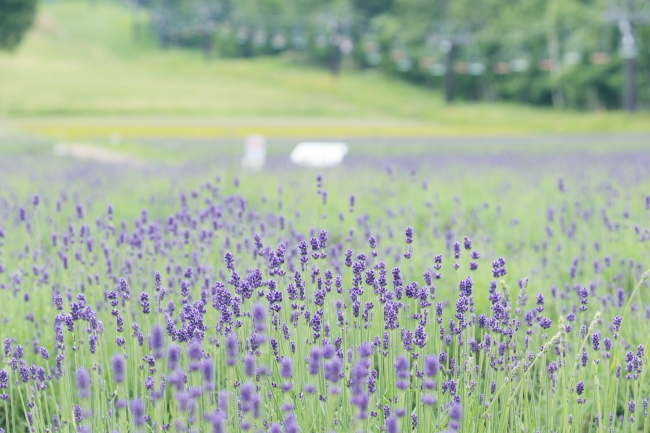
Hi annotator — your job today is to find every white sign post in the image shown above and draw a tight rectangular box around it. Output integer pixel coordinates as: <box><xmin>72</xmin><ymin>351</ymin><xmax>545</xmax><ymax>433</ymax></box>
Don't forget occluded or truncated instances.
<box><xmin>242</xmin><ymin>135</ymin><xmax>267</xmax><ymax>171</ymax></box>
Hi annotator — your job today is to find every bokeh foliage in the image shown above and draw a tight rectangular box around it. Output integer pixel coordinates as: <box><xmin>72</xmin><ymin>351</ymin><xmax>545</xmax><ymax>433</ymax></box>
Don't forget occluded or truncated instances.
<box><xmin>0</xmin><ymin>0</ymin><xmax>37</xmax><ymax>50</ymax></box>
<box><xmin>146</xmin><ymin>0</ymin><xmax>650</xmax><ymax>110</ymax></box>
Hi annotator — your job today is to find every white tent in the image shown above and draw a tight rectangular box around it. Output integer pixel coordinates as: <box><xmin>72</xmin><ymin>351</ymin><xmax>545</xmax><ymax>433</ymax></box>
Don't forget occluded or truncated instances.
<box><xmin>290</xmin><ymin>142</ymin><xmax>348</xmax><ymax>168</ymax></box>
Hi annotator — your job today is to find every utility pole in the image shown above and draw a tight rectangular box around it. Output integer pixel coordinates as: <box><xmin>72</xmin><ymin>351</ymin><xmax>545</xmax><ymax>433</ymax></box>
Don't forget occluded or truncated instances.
<box><xmin>442</xmin><ymin>41</ymin><xmax>455</xmax><ymax>104</ymax></box>
<box><xmin>318</xmin><ymin>6</ymin><xmax>354</xmax><ymax>78</ymax></box>
<box><xmin>619</xmin><ymin>20</ymin><xmax>636</xmax><ymax>111</ymax></box>
<box><xmin>429</xmin><ymin>23</ymin><xmax>473</xmax><ymax>104</ymax></box>
<box><xmin>605</xmin><ymin>0</ymin><xmax>650</xmax><ymax>112</ymax></box>
<box><xmin>330</xmin><ymin>22</ymin><xmax>342</xmax><ymax>76</ymax></box>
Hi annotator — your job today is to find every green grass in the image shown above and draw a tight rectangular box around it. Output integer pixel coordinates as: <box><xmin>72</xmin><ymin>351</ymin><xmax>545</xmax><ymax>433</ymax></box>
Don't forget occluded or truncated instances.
<box><xmin>1</xmin><ymin>143</ymin><xmax>649</xmax><ymax>432</ymax></box>
<box><xmin>1</xmin><ymin>0</ymin><xmax>650</xmax><ymax>140</ymax></box>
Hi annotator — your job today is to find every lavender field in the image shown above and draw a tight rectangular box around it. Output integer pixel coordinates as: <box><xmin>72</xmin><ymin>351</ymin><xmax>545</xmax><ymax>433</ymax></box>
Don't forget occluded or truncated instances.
<box><xmin>0</xmin><ymin>141</ymin><xmax>649</xmax><ymax>433</ymax></box>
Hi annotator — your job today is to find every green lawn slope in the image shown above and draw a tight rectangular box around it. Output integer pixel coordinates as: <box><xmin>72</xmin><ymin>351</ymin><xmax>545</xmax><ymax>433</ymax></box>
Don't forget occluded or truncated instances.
<box><xmin>1</xmin><ymin>0</ymin><xmax>650</xmax><ymax>139</ymax></box>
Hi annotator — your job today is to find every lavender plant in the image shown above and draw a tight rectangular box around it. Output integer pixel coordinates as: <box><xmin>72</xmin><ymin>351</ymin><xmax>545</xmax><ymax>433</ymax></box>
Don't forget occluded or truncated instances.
<box><xmin>0</xmin><ymin>164</ymin><xmax>648</xmax><ymax>433</ymax></box>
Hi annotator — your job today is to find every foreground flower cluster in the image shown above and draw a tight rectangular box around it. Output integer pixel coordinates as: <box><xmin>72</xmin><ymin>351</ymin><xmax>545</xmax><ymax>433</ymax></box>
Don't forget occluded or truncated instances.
<box><xmin>0</xmin><ymin>171</ymin><xmax>648</xmax><ymax>433</ymax></box>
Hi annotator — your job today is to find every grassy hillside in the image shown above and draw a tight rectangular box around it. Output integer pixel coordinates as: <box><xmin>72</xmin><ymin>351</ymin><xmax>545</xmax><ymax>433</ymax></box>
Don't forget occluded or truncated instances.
<box><xmin>1</xmin><ymin>0</ymin><xmax>650</xmax><ymax>139</ymax></box>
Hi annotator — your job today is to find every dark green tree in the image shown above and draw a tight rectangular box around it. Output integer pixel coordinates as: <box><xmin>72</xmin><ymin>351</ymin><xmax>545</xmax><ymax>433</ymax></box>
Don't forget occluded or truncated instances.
<box><xmin>352</xmin><ymin>0</ymin><xmax>394</xmax><ymax>20</ymax></box>
<box><xmin>0</xmin><ymin>0</ymin><xmax>37</xmax><ymax>51</ymax></box>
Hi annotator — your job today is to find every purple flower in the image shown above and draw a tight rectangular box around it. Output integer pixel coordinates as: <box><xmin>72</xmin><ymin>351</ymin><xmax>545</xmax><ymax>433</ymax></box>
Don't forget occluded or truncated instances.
<box><xmin>224</xmin><ymin>252</ymin><xmax>235</xmax><ymax>271</ymax></box>
<box><xmin>491</xmin><ymin>257</ymin><xmax>507</xmax><ymax>277</ymax></box>
<box><xmin>226</xmin><ymin>332</ymin><xmax>238</xmax><ymax>365</ymax></box>
<box><xmin>140</xmin><ymin>292</ymin><xmax>150</xmax><ymax>314</ymax></box>
<box><xmin>151</xmin><ymin>324</ymin><xmax>165</xmax><ymax>357</ymax></box>
<box><xmin>218</xmin><ymin>390</ymin><xmax>228</xmax><ymax>413</ymax></box>
<box><xmin>539</xmin><ymin>317</ymin><xmax>552</xmax><ymax>329</ymax></box>
<box><xmin>76</xmin><ymin>368</ymin><xmax>91</xmax><ymax>398</ymax></box>
<box><xmin>324</xmin><ymin>358</ymin><xmax>342</xmax><ymax>383</ymax></box>
<box><xmin>280</xmin><ymin>357</ymin><xmax>293</xmax><ymax>378</ymax></box>
<box><xmin>74</xmin><ymin>405</ymin><xmax>83</xmax><ymax>423</ymax></box>
<box><xmin>449</xmin><ymin>402</ymin><xmax>462</xmax><ymax>430</ymax></box>
<box><xmin>423</xmin><ymin>394</ymin><xmax>437</xmax><ymax>406</ymax></box>
<box><xmin>187</xmin><ymin>340</ymin><xmax>202</xmax><ymax>360</ymax></box>
<box><xmin>405</xmin><ymin>227</ymin><xmax>413</xmax><ymax>244</ymax></box>
<box><xmin>386</xmin><ymin>415</ymin><xmax>399</xmax><ymax>433</ymax></box>
<box><xmin>207</xmin><ymin>413</ymin><xmax>225</xmax><ymax>433</ymax></box>
<box><xmin>111</xmin><ymin>353</ymin><xmax>125</xmax><ymax>383</ymax></box>
<box><xmin>309</xmin><ymin>347</ymin><xmax>321</xmax><ymax>375</ymax></box>
<box><xmin>167</xmin><ymin>344</ymin><xmax>181</xmax><ymax>370</ymax></box>
<box><xmin>252</xmin><ymin>303</ymin><xmax>266</xmax><ymax>332</ymax></box>
<box><xmin>604</xmin><ymin>337</ymin><xmax>612</xmax><ymax>351</ymax></box>
<box><xmin>358</xmin><ymin>342</ymin><xmax>373</xmax><ymax>358</ymax></box>
<box><xmin>201</xmin><ymin>358</ymin><xmax>213</xmax><ymax>383</ymax></box>
<box><xmin>423</xmin><ymin>356</ymin><xmax>438</xmax><ymax>379</ymax></box>
<box><xmin>285</xmin><ymin>412</ymin><xmax>300</xmax><ymax>433</ymax></box>
<box><xmin>0</xmin><ymin>370</ymin><xmax>8</xmax><ymax>389</ymax></box>
<box><xmin>395</xmin><ymin>355</ymin><xmax>409</xmax><ymax>389</ymax></box>
<box><xmin>131</xmin><ymin>398</ymin><xmax>145</xmax><ymax>426</ymax></box>
<box><xmin>592</xmin><ymin>333</ymin><xmax>600</xmax><ymax>351</ymax></box>
<box><xmin>243</xmin><ymin>354</ymin><xmax>255</xmax><ymax>377</ymax></box>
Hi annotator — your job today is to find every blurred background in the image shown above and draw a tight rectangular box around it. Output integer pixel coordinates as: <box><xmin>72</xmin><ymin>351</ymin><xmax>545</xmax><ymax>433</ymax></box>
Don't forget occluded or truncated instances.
<box><xmin>0</xmin><ymin>0</ymin><xmax>649</xmax><ymax>163</ymax></box>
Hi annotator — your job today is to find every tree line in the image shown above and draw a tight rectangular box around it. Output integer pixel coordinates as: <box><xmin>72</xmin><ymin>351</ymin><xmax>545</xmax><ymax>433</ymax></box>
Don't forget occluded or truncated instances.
<box><xmin>2</xmin><ymin>0</ymin><xmax>649</xmax><ymax>110</ymax></box>
<box><xmin>144</xmin><ymin>0</ymin><xmax>649</xmax><ymax>111</ymax></box>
